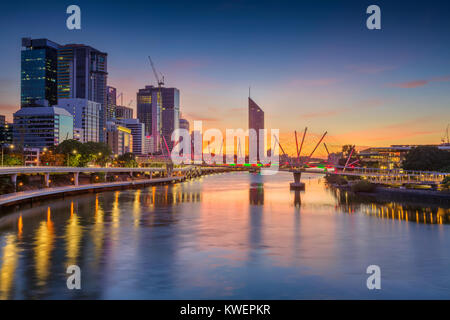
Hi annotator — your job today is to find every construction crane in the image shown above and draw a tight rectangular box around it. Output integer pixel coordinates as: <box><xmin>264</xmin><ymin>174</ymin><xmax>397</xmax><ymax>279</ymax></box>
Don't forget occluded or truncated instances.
<box><xmin>116</xmin><ymin>92</ymin><xmax>123</xmax><ymax>106</ymax></box>
<box><xmin>127</xmin><ymin>100</ymin><xmax>133</xmax><ymax>107</ymax></box>
<box><xmin>148</xmin><ymin>56</ymin><xmax>165</xmax><ymax>87</ymax></box>
<box><xmin>148</xmin><ymin>56</ymin><xmax>166</xmax><ymax>157</ymax></box>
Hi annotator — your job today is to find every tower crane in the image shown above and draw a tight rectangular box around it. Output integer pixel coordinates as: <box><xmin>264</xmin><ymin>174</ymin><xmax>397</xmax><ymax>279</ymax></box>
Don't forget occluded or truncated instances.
<box><xmin>148</xmin><ymin>56</ymin><xmax>169</xmax><ymax>157</ymax></box>
<box><xmin>116</xmin><ymin>92</ymin><xmax>123</xmax><ymax>106</ymax></box>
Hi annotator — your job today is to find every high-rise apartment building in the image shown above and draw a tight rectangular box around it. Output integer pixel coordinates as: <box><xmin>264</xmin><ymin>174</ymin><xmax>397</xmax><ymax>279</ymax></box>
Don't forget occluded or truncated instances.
<box><xmin>106</xmin><ymin>86</ymin><xmax>117</xmax><ymax>120</ymax></box>
<box><xmin>119</xmin><ymin>118</ymin><xmax>146</xmax><ymax>155</ymax></box>
<box><xmin>248</xmin><ymin>97</ymin><xmax>264</xmax><ymax>161</ymax></box>
<box><xmin>57</xmin><ymin>44</ymin><xmax>108</xmax><ymax>142</ymax></box>
<box><xmin>106</xmin><ymin>121</ymin><xmax>132</xmax><ymax>156</ymax></box>
<box><xmin>57</xmin><ymin>98</ymin><xmax>100</xmax><ymax>143</ymax></box>
<box><xmin>21</xmin><ymin>38</ymin><xmax>60</xmax><ymax>107</ymax></box>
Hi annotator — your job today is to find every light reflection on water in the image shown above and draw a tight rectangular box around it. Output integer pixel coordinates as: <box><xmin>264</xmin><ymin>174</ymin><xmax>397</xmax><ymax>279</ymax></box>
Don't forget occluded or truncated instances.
<box><xmin>0</xmin><ymin>171</ymin><xmax>449</xmax><ymax>299</ymax></box>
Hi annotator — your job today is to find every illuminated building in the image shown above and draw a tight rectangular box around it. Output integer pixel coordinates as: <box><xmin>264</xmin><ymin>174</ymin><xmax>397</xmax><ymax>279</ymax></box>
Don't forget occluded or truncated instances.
<box><xmin>106</xmin><ymin>86</ymin><xmax>117</xmax><ymax>120</ymax></box>
<box><xmin>137</xmin><ymin>85</ymin><xmax>180</xmax><ymax>153</ymax></box>
<box><xmin>115</xmin><ymin>105</ymin><xmax>133</xmax><ymax>119</ymax></box>
<box><xmin>13</xmin><ymin>106</ymin><xmax>73</xmax><ymax>149</ymax></box>
<box><xmin>106</xmin><ymin>121</ymin><xmax>132</xmax><ymax>155</ymax></box>
<box><xmin>359</xmin><ymin>144</ymin><xmax>450</xmax><ymax>169</ymax></box>
<box><xmin>57</xmin><ymin>44</ymin><xmax>108</xmax><ymax>142</ymax></box>
<box><xmin>57</xmin><ymin>98</ymin><xmax>100</xmax><ymax>143</ymax></box>
<box><xmin>21</xmin><ymin>38</ymin><xmax>60</xmax><ymax>107</ymax></box>
<box><xmin>119</xmin><ymin>118</ymin><xmax>146</xmax><ymax>155</ymax></box>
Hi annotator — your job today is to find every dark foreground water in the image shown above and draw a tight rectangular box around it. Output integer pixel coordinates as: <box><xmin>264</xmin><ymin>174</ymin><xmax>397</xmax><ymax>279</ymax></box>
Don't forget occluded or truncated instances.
<box><xmin>0</xmin><ymin>171</ymin><xmax>450</xmax><ymax>299</ymax></box>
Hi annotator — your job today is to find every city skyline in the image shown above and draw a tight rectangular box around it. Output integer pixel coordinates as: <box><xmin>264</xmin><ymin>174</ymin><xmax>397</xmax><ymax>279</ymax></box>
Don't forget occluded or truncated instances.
<box><xmin>0</xmin><ymin>0</ymin><xmax>449</xmax><ymax>157</ymax></box>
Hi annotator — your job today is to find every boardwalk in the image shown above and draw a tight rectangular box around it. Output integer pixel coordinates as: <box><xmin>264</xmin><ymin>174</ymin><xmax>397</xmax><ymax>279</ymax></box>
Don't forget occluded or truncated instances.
<box><xmin>0</xmin><ymin>165</ymin><xmax>228</xmax><ymax>207</ymax></box>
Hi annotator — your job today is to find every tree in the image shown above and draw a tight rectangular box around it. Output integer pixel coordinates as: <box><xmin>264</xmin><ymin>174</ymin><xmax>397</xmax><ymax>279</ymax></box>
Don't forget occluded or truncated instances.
<box><xmin>116</xmin><ymin>153</ymin><xmax>138</xmax><ymax>168</ymax></box>
<box><xmin>80</xmin><ymin>142</ymin><xmax>112</xmax><ymax>166</ymax></box>
<box><xmin>402</xmin><ymin>146</ymin><xmax>450</xmax><ymax>171</ymax></box>
<box><xmin>55</xmin><ymin>140</ymin><xmax>111</xmax><ymax>167</ymax></box>
<box><xmin>3</xmin><ymin>154</ymin><xmax>23</xmax><ymax>166</ymax></box>
<box><xmin>338</xmin><ymin>145</ymin><xmax>358</xmax><ymax>166</ymax></box>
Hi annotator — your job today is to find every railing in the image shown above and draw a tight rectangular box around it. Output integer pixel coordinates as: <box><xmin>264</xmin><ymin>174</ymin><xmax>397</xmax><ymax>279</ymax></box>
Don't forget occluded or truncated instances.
<box><xmin>332</xmin><ymin>166</ymin><xmax>448</xmax><ymax>183</ymax></box>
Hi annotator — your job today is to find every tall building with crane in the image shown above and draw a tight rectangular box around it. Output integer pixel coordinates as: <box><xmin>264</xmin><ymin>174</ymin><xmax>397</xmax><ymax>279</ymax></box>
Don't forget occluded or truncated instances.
<box><xmin>137</xmin><ymin>56</ymin><xmax>180</xmax><ymax>155</ymax></box>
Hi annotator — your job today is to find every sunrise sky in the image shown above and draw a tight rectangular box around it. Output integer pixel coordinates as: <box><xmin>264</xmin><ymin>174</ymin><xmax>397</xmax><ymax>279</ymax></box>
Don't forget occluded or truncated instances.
<box><xmin>1</xmin><ymin>0</ymin><xmax>449</xmax><ymax>157</ymax></box>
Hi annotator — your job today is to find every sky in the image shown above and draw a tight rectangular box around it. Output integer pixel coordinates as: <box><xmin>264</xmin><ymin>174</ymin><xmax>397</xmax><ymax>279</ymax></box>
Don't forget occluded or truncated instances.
<box><xmin>0</xmin><ymin>0</ymin><xmax>449</xmax><ymax>157</ymax></box>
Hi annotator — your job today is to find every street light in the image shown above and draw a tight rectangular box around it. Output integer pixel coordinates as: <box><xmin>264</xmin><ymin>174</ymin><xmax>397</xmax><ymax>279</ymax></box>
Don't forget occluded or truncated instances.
<box><xmin>67</xmin><ymin>150</ymin><xmax>78</xmax><ymax>166</ymax></box>
<box><xmin>1</xmin><ymin>144</ymin><xmax>14</xmax><ymax>167</ymax></box>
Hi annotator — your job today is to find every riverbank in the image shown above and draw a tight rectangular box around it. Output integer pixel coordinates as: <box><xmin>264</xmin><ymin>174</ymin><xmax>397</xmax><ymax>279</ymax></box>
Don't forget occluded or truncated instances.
<box><xmin>0</xmin><ymin>176</ymin><xmax>185</xmax><ymax>209</ymax></box>
<box><xmin>328</xmin><ymin>182</ymin><xmax>450</xmax><ymax>203</ymax></box>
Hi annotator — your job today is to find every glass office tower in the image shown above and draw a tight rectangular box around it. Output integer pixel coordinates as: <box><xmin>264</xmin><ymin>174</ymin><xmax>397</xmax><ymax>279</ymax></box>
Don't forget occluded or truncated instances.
<box><xmin>21</xmin><ymin>38</ymin><xmax>60</xmax><ymax>107</ymax></box>
<box><xmin>57</xmin><ymin>44</ymin><xmax>108</xmax><ymax>142</ymax></box>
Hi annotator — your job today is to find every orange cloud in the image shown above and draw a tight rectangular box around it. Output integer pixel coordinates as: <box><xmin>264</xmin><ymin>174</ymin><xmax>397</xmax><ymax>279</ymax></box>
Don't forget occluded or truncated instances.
<box><xmin>388</xmin><ymin>75</ymin><xmax>450</xmax><ymax>88</ymax></box>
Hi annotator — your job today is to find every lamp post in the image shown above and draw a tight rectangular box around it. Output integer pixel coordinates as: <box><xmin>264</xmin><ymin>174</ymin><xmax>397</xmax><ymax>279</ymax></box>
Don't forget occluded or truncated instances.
<box><xmin>1</xmin><ymin>144</ymin><xmax>14</xmax><ymax>166</ymax></box>
<box><xmin>67</xmin><ymin>149</ymin><xmax>77</xmax><ymax>166</ymax></box>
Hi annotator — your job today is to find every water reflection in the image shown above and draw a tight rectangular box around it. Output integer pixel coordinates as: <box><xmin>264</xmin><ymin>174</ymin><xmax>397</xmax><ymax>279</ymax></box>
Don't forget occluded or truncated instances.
<box><xmin>0</xmin><ymin>173</ymin><xmax>449</xmax><ymax>299</ymax></box>
<box><xmin>330</xmin><ymin>187</ymin><xmax>450</xmax><ymax>224</ymax></box>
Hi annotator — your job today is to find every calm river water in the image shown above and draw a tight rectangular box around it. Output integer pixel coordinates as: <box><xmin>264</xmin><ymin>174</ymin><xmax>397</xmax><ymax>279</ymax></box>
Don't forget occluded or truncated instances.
<box><xmin>1</xmin><ymin>171</ymin><xmax>450</xmax><ymax>299</ymax></box>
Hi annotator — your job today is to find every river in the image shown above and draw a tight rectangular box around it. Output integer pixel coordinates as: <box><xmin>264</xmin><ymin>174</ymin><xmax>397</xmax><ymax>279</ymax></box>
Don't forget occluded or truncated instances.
<box><xmin>0</xmin><ymin>171</ymin><xmax>449</xmax><ymax>299</ymax></box>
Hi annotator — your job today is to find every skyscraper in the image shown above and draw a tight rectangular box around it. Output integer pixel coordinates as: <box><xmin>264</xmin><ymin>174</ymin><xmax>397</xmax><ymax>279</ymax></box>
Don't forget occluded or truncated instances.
<box><xmin>106</xmin><ymin>86</ymin><xmax>117</xmax><ymax>120</ymax></box>
<box><xmin>57</xmin><ymin>44</ymin><xmax>108</xmax><ymax>142</ymax></box>
<box><xmin>57</xmin><ymin>98</ymin><xmax>100</xmax><ymax>143</ymax></box>
<box><xmin>248</xmin><ymin>97</ymin><xmax>264</xmax><ymax>161</ymax></box>
<box><xmin>21</xmin><ymin>38</ymin><xmax>60</xmax><ymax>107</ymax></box>
<box><xmin>136</xmin><ymin>85</ymin><xmax>180</xmax><ymax>154</ymax></box>
<box><xmin>160</xmin><ymin>87</ymin><xmax>180</xmax><ymax>152</ymax></box>
<box><xmin>119</xmin><ymin>118</ymin><xmax>146</xmax><ymax>155</ymax></box>
<box><xmin>137</xmin><ymin>85</ymin><xmax>156</xmax><ymax>136</ymax></box>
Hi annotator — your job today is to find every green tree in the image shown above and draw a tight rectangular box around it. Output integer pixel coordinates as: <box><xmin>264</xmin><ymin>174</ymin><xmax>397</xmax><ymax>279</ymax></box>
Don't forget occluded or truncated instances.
<box><xmin>116</xmin><ymin>153</ymin><xmax>138</xmax><ymax>168</ymax></box>
<box><xmin>3</xmin><ymin>154</ymin><xmax>23</xmax><ymax>166</ymax></box>
<box><xmin>402</xmin><ymin>146</ymin><xmax>450</xmax><ymax>171</ymax></box>
<box><xmin>56</xmin><ymin>140</ymin><xmax>111</xmax><ymax>167</ymax></box>
<box><xmin>81</xmin><ymin>142</ymin><xmax>112</xmax><ymax>166</ymax></box>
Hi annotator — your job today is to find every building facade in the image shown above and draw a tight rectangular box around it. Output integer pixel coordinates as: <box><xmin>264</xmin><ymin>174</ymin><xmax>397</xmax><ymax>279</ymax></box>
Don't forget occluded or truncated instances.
<box><xmin>136</xmin><ymin>85</ymin><xmax>180</xmax><ymax>154</ymax></box>
<box><xmin>119</xmin><ymin>118</ymin><xmax>146</xmax><ymax>155</ymax></box>
<box><xmin>106</xmin><ymin>122</ymin><xmax>132</xmax><ymax>156</ymax></box>
<box><xmin>0</xmin><ymin>119</ymin><xmax>13</xmax><ymax>146</ymax></box>
<box><xmin>106</xmin><ymin>86</ymin><xmax>117</xmax><ymax>120</ymax></box>
<box><xmin>13</xmin><ymin>106</ymin><xmax>73</xmax><ymax>149</ymax></box>
<box><xmin>115</xmin><ymin>105</ymin><xmax>134</xmax><ymax>119</ymax></box>
<box><xmin>57</xmin><ymin>44</ymin><xmax>108</xmax><ymax>142</ymax></box>
<box><xmin>248</xmin><ymin>97</ymin><xmax>264</xmax><ymax>161</ymax></box>
<box><xmin>359</xmin><ymin>144</ymin><xmax>450</xmax><ymax>169</ymax></box>
<box><xmin>57</xmin><ymin>98</ymin><xmax>100</xmax><ymax>143</ymax></box>
<box><xmin>21</xmin><ymin>38</ymin><xmax>60</xmax><ymax>107</ymax></box>
<box><xmin>179</xmin><ymin>118</ymin><xmax>190</xmax><ymax>132</ymax></box>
